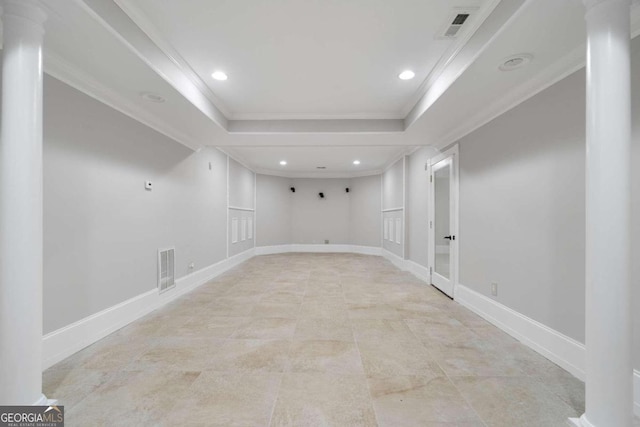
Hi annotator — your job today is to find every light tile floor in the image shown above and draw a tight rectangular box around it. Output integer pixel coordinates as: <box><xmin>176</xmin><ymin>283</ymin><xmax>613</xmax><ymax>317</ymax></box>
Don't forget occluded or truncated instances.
<box><xmin>43</xmin><ymin>253</ymin><xmax>635</xmax><ymax>426</ymax></box>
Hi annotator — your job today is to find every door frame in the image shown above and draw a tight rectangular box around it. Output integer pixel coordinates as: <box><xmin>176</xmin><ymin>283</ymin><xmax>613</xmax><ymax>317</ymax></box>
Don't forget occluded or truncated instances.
<box><xmin>428</xmin><ymin>144</ymin><xmax>459</xmax><ymax>298</ymax></box>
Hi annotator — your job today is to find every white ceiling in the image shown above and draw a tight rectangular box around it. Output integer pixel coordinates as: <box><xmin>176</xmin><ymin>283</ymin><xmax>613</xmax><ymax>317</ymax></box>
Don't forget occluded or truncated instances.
<box><xmin>28</xmin><ymin>0</ymin><xmax>640</xmax><ymax>177</ymax></box>
<box><xmin>115</xmin><ymin>0</ymin><xmax>486</xmax><ymax>120</ymax></box>
<box><xmin>223</xmin><ymin>146</ymin><xmax>414</xmax><ymax>178</ymax></box>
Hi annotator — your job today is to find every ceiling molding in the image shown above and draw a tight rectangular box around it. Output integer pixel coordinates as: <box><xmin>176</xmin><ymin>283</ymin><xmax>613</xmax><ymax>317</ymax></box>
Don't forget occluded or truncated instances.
<box><xmin>113</xmin><ymin>0</ymin><xmax>232</xmax><ymax>118</ymax></box>
<box><xmin>431</xmin><ymin>14</ymin><xmax>640</xmax><ymax>151</ymax></box>
<box><xmin>380</xmin><ymin>146</ymin><xmax>417</xmax><ymax>174</ymax></box>
<box><xmin>229</xmin><ymin>112</ymin><xmax>405</xmax><ymax>121</ymax></box>
<box><xmin>251</xmin><ymin>167</ymin><xmax>385</xmax><ymax>179</ymax></box>
<box><xmin>44</xmin><ymin>50</ymin><xmax>202</xmax><ymax>151</ymax></box>
<box><xmin>433</xmin><ymin>44</ymin><xmax>586</xmax><ymax>150</ymax></box>
<box><xmin>399</xmin><ymin>1</ymin><xmax>498</xmax><ymax>117</ymax></box>
<box><xmin>64</xmin><ymin>0</ymin><xmax>525</xmax><ymax>135</ymax></box>
<box><xmin>227</xmin><ymin>119</ymin><xmax>405</xmax><ymax>134</ymax></box>
<box><xmin>405</xmin><ymin>0</ymin><xmax>529</xmax><ymax>128</ymax></box>
<box><xmin>74</xmin><ymin>0</ymin><xmax>229</xmax><ymax>130</ymax></box>
<box><xmin>214</xmin><ymin>147</ymin><xmax>258</xmax><ymax>174</ymax></box>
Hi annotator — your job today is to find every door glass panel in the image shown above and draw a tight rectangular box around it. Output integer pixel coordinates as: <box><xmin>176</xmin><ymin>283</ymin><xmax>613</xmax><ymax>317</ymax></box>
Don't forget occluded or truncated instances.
<box><xmin>434</xmin><ymin>162</ymin><xmax>450</xmax><ymax>279</ymax></box>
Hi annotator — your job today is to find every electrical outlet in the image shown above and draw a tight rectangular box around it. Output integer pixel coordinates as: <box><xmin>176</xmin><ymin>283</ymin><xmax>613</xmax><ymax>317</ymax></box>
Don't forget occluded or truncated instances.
<box><xmin>491</xmin><ymin>282</ymin><xmax>498</xmax><ymax>297</ymax></box>
<box><xmin>324</xmin><ymin>239</ymin><xmax>329</xmax><ymax>244</ymax></box>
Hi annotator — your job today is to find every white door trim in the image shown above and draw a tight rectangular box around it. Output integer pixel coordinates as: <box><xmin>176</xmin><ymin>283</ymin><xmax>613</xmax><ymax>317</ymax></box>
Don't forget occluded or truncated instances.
<box><xmin>428</xmin><ymin>144</ymin><xmax>459</xmax><ymax>298</ymax></box>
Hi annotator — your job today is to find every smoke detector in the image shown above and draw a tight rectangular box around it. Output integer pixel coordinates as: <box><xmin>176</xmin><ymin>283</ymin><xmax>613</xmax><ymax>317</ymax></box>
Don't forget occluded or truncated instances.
<box><xmin>499</xmin><ymin>54</ymin><xmax>533</xmax><ymax>71</ymax></box>
<box><xmin>140</xmin><ymin>92</ymin><xmax>166</xmax><ymax>103</ymax></box>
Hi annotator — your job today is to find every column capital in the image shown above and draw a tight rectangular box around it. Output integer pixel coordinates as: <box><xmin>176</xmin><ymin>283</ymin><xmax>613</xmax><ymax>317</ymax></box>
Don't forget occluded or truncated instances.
<box><xmin>1</xmin><ymin>0</ymin><xmax>47</xmax><ymax>27</ymax></box>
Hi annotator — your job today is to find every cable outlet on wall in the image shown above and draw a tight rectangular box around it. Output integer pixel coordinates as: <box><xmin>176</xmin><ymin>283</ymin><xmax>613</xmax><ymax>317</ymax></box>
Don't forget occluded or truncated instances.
<box><xmin>144</xmin><ymin>181</ymin><xmax>153</xmax><ymax>191</ymax></box>
<box><xmin>491</xmin><ymin>282</ymin><xmax>498</xmax><ymax>297</ymax></box>
<box><xmin>324</xmin><ymin>239</ymin><xmax>329</xmax><ymax>244</ymax></box>
<box><xmin>188</xmin><ymin>262</ymin><xmax>195</xmax><ymax>270</ymax></box>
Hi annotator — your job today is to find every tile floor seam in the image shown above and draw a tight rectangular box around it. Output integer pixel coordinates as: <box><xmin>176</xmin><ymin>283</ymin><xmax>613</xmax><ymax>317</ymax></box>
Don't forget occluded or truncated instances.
<box><xmin>342</xmin><ymin>278</ymin><xmax>382</xmax><ymax>427</ymax></box>
<box><xmin>401</xmin><ymin>315</ymin><xmax>491</xmax><ymax>427</ymax></box>
<box><xmin>43</xmin><ymin>254</ymin><xmax>592</xmax><ymax>426</ymax></box>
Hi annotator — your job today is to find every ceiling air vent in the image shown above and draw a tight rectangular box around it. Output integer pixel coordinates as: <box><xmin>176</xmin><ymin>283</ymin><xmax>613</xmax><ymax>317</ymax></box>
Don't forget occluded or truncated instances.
<box><xmin>158</xmin><ymin>248</ymin><xmax>175</xmax><ymax>294</ymax></box>
<box><xmin>439</xmin><ymin>9</ymin><xmax>476</xmax><ymax>39</ymax></box>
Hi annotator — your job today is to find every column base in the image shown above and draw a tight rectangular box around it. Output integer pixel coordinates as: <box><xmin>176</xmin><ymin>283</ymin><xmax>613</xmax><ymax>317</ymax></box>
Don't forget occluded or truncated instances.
<box><xmin>568</xmin><ymin>414</ymin><xmax>595</xmax><ymax>427</ymax></box>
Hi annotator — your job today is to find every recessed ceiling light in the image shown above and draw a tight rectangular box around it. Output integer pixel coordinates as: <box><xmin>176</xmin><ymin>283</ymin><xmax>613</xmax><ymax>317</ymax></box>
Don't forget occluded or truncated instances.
<box><xmin>279</xmin><ymin>160</ymin><xmax>287</xmax><ymax>166</ymax></box>
<box><xmin>140</xmin><ymin>92</ymin><xmax>166</xmax><ymax>103</ymax></box>
<box><xmin>499</xmin><ymin>54</ymin><xmax>533</xmax><ymax>71</ymax></box>
<box><xmin>398</xmin><ymin>70</ymin><xmax>415</xmax><ymax>80</ymax></box>
<box><xmin>211</xmin><ymin>71</ymin><xmax>228</xmax><ymax>81</ymax></box>
<box><xmin>353</xmin><ymin>160</ymin><xmax>361</xmax><ymax>165</ymax></box>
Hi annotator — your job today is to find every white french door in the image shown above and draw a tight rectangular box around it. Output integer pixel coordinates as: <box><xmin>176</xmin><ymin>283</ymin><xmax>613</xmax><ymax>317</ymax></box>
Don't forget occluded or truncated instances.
<box><xmin>428</xmin><ymin>146</ymin><xmax>458</xmax><ymax>298</ymax></box>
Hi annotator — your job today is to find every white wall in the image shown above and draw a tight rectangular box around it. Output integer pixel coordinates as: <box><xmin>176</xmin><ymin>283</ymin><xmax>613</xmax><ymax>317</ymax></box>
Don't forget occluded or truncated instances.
<box><xmin>382</xmin><ymin>210</ymin><xmax>403</xmax><ymax>258</ymax></box>
<box><xmin>42</xmin><ymin>77</ymin><xmax>230</xmax><ymax>333</ymax></box>
<box><xmin>349</xmin><ymin>175</ymin><xmax>382</xmax><ymax>247</ymax></box>
<box><xmin>290</xmin><ymin>178</ymin><xmax>350</xmax><ymax>245</ymax></box>
<box><xmin>228</xmin><ymin>209</ymin><xmax>255</xmax><ymax>257</ymax></box>
<box><xmin>630</xmin><ymin>36</ymin><xmax>640</xmax><ymax>371</ymax></box>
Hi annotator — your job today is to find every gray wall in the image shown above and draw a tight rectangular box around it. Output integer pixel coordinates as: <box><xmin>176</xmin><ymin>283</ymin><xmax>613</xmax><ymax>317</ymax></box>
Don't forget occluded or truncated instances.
<box><xmin>457</xmin><ymin>70</ymin><xmax>586</xmax><ymax>343</ymax></box>
<box><xmin>256</xmin><ymin>174</ymin><xmax>293</xmax><ymax>247</ymax></box>
<box><xmin>382</xmin><ymin>158</ymin><xmax>404</xmax><ymax>209</ymax></box>
<box><xmin>227</xmin><ymin>158</ymin><xmax>256</xmax><ymax>256</ymax></box>
<box><xmin>256</xmin><ymin>174</ymin><xmax>382</xmax><ymax>248</ymax></box>
<box><xmin>405</xmin><ymin>35</ymin><xmax>640</xmax><ymax>371</ymax></box>
<box><xmin>43</xmin><ymin>77</ymin><xmax>229</xmax><ymax>333</ymax></box>
<box><xmin>228</xmin><ymin>158</ymin><xmax>255</xmax><ymax>209</ymax></box>
<box><xmin>407</xmin><ymin>147</ymin><xmax>431</xmax><ymax>267</ymax></box>
<box><xmin>290</xmin><ymin>178</ymin><xmax>350</xmax><ymax>245</ymax></box>
<box><xmin>349</xmin><ymin>175</ymin><xmax>382</xmax><ymax>247</ymax></box>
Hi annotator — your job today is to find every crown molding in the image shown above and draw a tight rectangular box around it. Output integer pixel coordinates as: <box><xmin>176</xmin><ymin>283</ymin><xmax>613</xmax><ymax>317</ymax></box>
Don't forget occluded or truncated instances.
<box><xmin>399</xmin><ymin>0</ymin><xmax>499</xmax><ymax>117</ymax></box>
<box><xmin>404</xmin><ymin>0</ymin><xmax>529</xmax><ymax>128</ymax></box>
<box><xmin>113</xmin><ymin>0</ymin><xmax>232</xmax><ymax>118</ymax></box>
<box><xmin>252</xmin><ymin>167</ymin><xmax>384</xmax><ymax>179</ymax></box>
<box><xmin>432</xmin><ymin>44</ymin><xmax>586</xmax><ymax>151</ymax></box>
<box><xmin>44</xmin><ymin>50</ymin><xmax>202</xmax><ymax>151</ymax></box>
<box><xmin>229</xmin><ymin>111</ymin><xmax>405</xmax><ymax>121</ymax></box>
<box><xmin>227</xmin><ymin>119</ymin><xmax>405</xmax><ymax>134</ymax></box>
<box><xmin>73</xmin><ymin>0</ymin><xmax>229</xmax><ymax>130</ymax></box>
<box><xmin>431</xmin><ymin>14</ymin><xmax>640</xmax><ymax>151</ymax></box>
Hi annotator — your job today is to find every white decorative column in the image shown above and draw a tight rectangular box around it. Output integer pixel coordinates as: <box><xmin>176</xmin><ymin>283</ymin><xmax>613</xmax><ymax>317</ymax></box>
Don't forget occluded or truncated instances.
<box><xmin>571</xmin><ymin>0</ymin><xmax>633</xmax><ymax>426</ymax></box>
<box><xmin>0</xmin><ymin>0</ymin><xmax>48</xmax><ymax>405</ymax></box>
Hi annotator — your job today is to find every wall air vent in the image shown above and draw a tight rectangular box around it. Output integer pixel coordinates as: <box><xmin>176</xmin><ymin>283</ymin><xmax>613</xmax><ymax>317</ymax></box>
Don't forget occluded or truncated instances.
<box><xmin>316</xmin><ymin>166</ymin><xmax>327</xmax><ymax>169</ymax></box>
<box><xmin>439</xmin><ymin>9</ymin><xmax>476</xmax><ymax>39</ymax></box>
<box><xmin>158</xmin><ymin>248</ymin><xmax>175</xmax><ymax>293</ymax></box>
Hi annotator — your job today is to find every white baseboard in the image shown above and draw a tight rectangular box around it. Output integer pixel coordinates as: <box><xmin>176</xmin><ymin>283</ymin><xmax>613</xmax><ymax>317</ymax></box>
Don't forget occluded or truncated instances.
<box><xmin>255</xmin><ymin>244</ymin><xmax>382</xmax><ymax>256</ymax></box>
<box><xmin>635</xmin><ymin>370</ymin><xmax>640</xmax><ymax>417</ymax></box>
<box><xmin>42</xmin><ymin>248</ymin><xmax>255</xmax><ymax>370</ymax></box>
<box><xmin>381</xmin><ymin>248</ymin><xmax>405</xmax><ymax>269</ymax></box>
<box><xmin>455</xmin><ymin>284</ymin><xmax>586</xmax><ymax>380</ymax></box>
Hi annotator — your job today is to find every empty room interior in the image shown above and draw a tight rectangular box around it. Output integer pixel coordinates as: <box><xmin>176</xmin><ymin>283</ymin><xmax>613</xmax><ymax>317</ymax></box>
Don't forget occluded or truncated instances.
<box><xmin>1</xmin><ymin>0</ymin><xmax>640</xmax><ymax>426</ymax></box>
